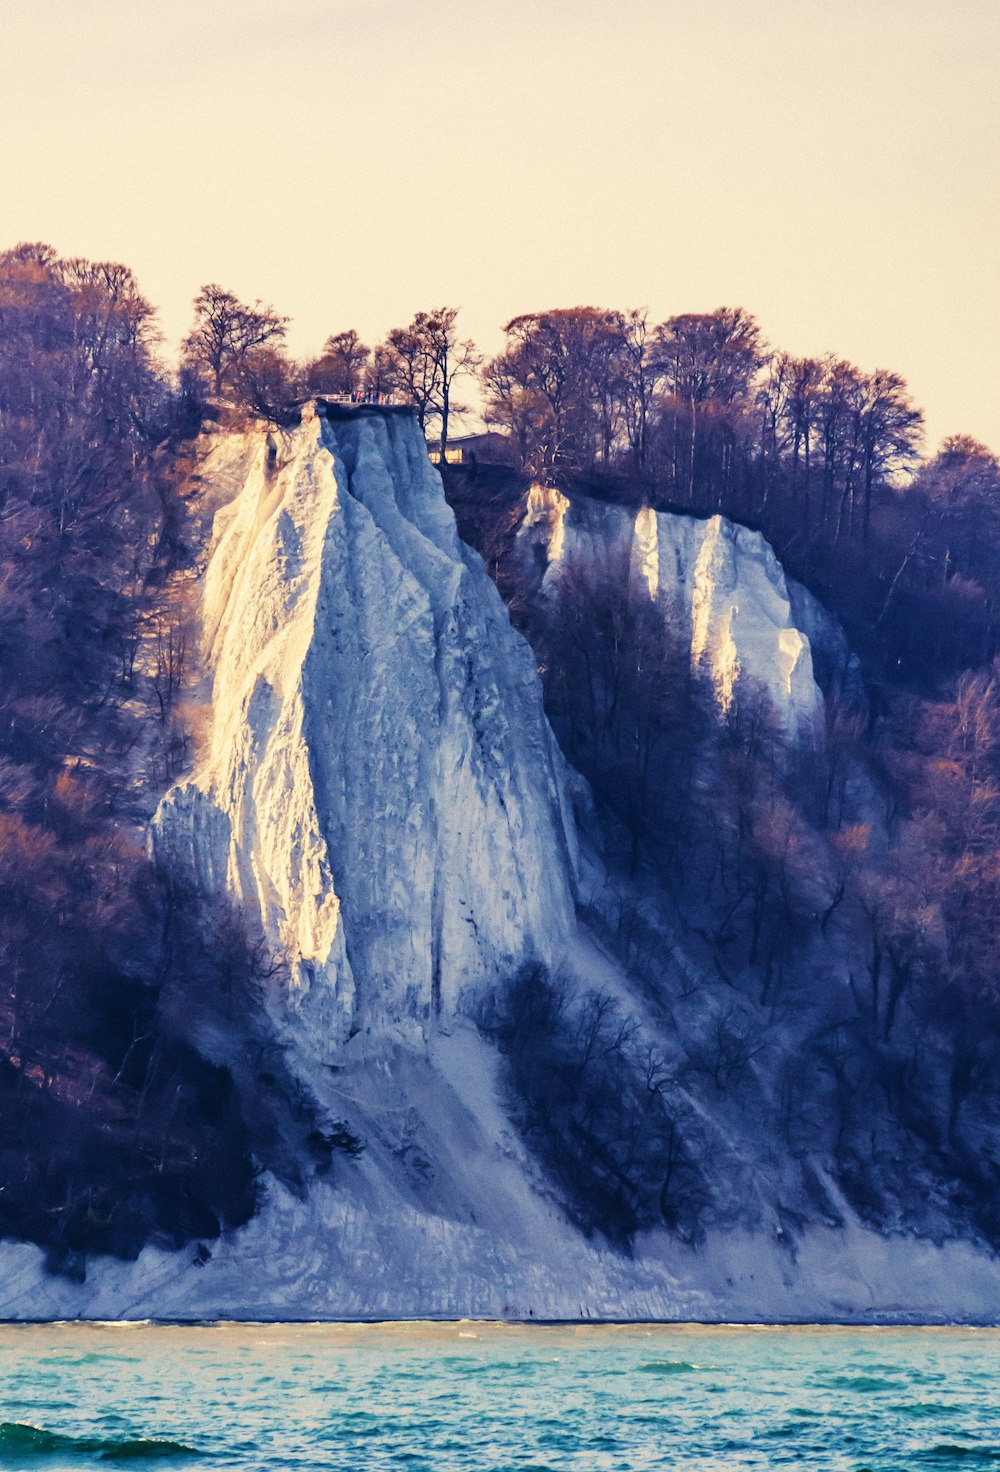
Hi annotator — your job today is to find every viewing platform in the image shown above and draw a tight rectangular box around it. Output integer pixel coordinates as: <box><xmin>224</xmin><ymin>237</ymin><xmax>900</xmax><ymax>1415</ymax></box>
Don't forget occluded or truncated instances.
<box><xmin>308</xmin><ymin>393</ymin><xmax>416</xmax><ymax>419</ymax></box>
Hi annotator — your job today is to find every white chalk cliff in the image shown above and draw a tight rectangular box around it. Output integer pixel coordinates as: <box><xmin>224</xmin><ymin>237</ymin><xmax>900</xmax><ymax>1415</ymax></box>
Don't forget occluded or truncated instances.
<box><xmin>518</xmin><ymin>485</ymin><xmax>825</xmax><ymax>739</ymax></box>
<box><xmin>152</xmin><ymin>405</ymin><xmax>577</xmax><ymax>1045</ymax></box>
<box><xmin>3</xmin><ymin>406</ymin><xmax>999</xmax><ymax>1323</ymax></box>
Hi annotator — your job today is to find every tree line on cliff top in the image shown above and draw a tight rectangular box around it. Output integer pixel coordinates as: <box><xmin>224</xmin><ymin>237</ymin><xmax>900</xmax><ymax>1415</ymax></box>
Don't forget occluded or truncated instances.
<box><xmin>181</xmin><ymin>283</ymin><xmax>1000</xmax><ymax>682</ymax></box>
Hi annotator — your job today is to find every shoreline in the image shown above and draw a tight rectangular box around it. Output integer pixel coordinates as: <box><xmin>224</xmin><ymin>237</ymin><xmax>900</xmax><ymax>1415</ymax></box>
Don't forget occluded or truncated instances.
<box><xmin>2</xmin><ymin>1317</ymin><xmax>999</xmax><ymax>1331</ymax></box>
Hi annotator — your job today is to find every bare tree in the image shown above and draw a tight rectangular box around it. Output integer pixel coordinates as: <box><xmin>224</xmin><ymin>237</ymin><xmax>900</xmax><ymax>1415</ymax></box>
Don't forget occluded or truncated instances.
<box><xmin>307</xmin><ymin>329</ymin><xmax>371</xmax><ymax>396</ymax></box>
<box><xmin>184</xmin><ymin>284</ymin><xmax>288</xmax><ymax>398</ymax></box>
<box><xmin>617</xmin><ymin>308</ymin><xmax>661</xmax><ymax>471</ymax></box>
<box><xmin>652</xmin><ymin>307</ymin><xmax>764</xmax><ymax>504</ymax></box>
<box><xmin>482</xmin><ymin>308</ymin><xmax>624</xmax><ymax>477</ymax></box>
<box><xmin>381</xmin><ymin>307</ymin><xmax>480</xmax><ymax>454</ymax></box>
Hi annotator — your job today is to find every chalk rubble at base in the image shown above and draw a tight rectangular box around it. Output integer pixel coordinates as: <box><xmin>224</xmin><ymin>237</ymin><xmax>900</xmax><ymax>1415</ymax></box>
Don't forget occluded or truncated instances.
<box><xmin>1</xmin><ymin>1015</ymin><xmax>999</xmax><ymax>1325</ymax></box>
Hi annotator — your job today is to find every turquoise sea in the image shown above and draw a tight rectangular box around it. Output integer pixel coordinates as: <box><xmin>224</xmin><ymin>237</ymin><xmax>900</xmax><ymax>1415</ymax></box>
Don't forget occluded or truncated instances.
<box><xmin>0</xmin><ymin>1322</ymin><xmax>996</xmax><ymax>1470</ymax></box>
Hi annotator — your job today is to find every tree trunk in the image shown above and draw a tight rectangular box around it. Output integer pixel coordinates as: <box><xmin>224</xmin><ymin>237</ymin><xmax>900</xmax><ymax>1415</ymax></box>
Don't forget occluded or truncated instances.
<box><xmin>440</xmin><ymin>379</ymin><xmax>450</xmax><ymax>461</ymax></box>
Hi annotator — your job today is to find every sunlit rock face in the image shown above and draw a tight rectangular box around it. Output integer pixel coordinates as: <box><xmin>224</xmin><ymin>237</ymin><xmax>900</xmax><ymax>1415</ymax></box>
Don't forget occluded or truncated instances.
<box><xmin>518</xmin><ymin>486</ymin><xmax>825</xmax><ymax>740</ymax></box>
<box><xmin>152</xmin><ymin>405</ymin><xmax>578</xmax><ymax>1045</ymax></box>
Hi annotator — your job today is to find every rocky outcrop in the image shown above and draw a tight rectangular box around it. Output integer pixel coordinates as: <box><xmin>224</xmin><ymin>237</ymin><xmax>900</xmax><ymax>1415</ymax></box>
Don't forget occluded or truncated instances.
<box><xmin>518</xmin><ymin>486</ymin><xmax>827</xmax><ymax>740</ymax></box>
<box><xmin>152</xmin><ymin>405</ymin><xmax>577</xmax><ymax>1046</ymax></box>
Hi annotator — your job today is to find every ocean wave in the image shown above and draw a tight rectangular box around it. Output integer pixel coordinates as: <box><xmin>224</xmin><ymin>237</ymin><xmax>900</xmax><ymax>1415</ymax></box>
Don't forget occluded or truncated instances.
<box><xmin>636</xmin><ymin>1360</ymin><xmax>700</xmax><ymax>1374</ymax></box>
<box><xmin>914</xmin><ymin>1448</ymin><xmax>1000</xmax><ymax>1465</ymax></box>
<box><xmin>818</xmin><ymin>1374</ymin><xmax>902</xmax><ymax>1392</ymax></box>
<box><xmin>0</xmin><ymin>1422</ymin><xmax>203</xmax><ymax>1462</ymax></box>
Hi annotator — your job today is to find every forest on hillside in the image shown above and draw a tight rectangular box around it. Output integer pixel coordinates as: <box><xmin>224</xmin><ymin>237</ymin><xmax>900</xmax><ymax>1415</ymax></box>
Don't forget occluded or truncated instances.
<box><xmin>3</xmin><ymin>240</ymin><xmax>1000</xmax><ymax>1266</ymax></box>
<box><xmin>0</xmin><ymin>244</ymin><xmax>354</xmax><ymax>1275</ymax></box>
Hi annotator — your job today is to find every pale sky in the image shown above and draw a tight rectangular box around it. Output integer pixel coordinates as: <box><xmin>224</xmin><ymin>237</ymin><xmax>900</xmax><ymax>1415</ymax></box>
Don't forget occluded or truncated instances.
<box><xmin>2</xmin><ymin>0</ymin><xmax>998</xmax><ymax>453</ymax></box>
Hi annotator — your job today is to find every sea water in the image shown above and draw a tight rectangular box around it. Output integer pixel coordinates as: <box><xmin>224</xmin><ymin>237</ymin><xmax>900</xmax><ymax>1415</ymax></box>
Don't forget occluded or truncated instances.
<box><xmin>0</xmin><ymin>1322</ymin><xmax>996</xmax><ymax>1469</ymax></box>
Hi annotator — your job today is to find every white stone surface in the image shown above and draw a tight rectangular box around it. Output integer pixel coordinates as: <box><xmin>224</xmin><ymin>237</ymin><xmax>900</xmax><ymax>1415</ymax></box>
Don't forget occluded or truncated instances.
<box><xmin>152</xmin><ymin>407</ymin><xmax>577</xmax><ymax>1045</ymax></box>
<box><xmin>519</xmin><ymin>486</ymin><xmax>824</xmax><ymax>739</ymax></box>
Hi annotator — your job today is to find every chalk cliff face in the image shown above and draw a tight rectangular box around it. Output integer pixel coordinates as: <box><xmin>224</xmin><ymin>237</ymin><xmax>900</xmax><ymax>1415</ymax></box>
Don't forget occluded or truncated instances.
<box><xmin>6</xmin><ymin>414</ymin><xmax>1000</xmax><ymax>1325</ymax></box>
<box><xmin>518</xmin><ymin>485</ymin><xmax>826</xmax><ymax>739</ymax></box>
<box><xmin>152</xmin><ymin>405</ymin><xmax>577</xmax><ymax>1045</ymax></box>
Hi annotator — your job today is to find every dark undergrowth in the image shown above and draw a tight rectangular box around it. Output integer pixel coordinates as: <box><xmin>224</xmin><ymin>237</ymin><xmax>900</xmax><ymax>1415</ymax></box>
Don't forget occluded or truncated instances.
<box><xmin>479</xmin><ymin>965</ymin><xmax>711</xmax><ymax>1249</ymax></box>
